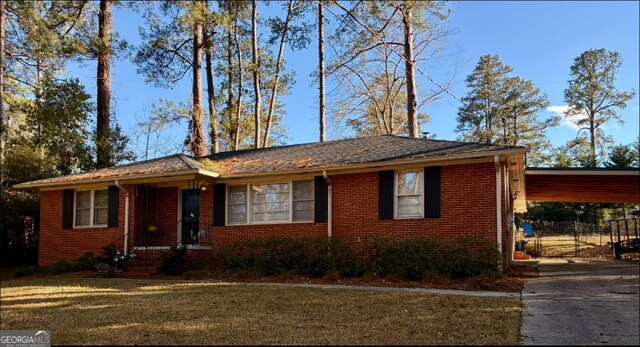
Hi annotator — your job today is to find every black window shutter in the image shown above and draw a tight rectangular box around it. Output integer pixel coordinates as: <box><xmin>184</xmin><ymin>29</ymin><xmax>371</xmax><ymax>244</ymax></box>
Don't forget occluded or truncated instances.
<box><xmin>62</xmin><ymin>189</ymin><xmax>74</xmax><ymax>229</ymax></box>
<box><xmin>314</xmin><ymin>176</ymin><xmax>328</xmax><ymax>223</ymax></box>
<box><xmin>108</xmin><ymin>186</ymin><xmax>119</xmax><ymax>227</ymax></box>
<box><xmin>424</xmin><ymin>166</ymin><xmax>441</xmax><ymax>218</ymax></box>
<box><xmin>213</xmin><ymin>183</ymin><xmax>226</xmax><ymax>226</ymax></box>
<box><xmin>378</xmin><ymin>170</ymin><xmax>394</xmax><ymax>220</ymax></box>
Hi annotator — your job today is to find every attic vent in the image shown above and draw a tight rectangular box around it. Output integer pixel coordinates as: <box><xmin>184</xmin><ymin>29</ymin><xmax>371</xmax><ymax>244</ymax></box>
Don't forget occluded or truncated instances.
<box><xmin>421</xmin><ymin>132</ymin><xmax>430</xmax><ymax>139</ymax></box>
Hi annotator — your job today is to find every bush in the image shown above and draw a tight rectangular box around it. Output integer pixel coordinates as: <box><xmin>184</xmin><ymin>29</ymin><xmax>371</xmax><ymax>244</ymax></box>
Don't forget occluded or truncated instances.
<box><xmin>217</xmin><ymin>236</ymin><xmax>362</xmax><ymax>278</ymax></box>
<box><xmin>41</xmin><ymin>260</ymin><xmax>79</xmax><ymax>275</ymax></box>
<box><xmin>101</xmin><ymin>244</ymin><xmax>118</xmax><ymax>265</ymax></box>
<box><xmin>158</xmin><ymin>245</ymin><xmax>188</xmax><ymax>276</ymax></box>
<box><xmin>77</xmin><ymin>253</ymin><xmax>100</xmax><ymax>271</ymax></box>
<box><xmin>12</xmin><ymin>266</ymin><xmax>39</xmax><ymax>278</ymax></box>
<box><xmin>214</xmin><ymin>236</ymin><xmax>498</xmax><ymax>280</ymax></box>
<box><xmin>371</xmin><ymin>237</ymin><xmax>500</xmax><ymax>279</ymax></box>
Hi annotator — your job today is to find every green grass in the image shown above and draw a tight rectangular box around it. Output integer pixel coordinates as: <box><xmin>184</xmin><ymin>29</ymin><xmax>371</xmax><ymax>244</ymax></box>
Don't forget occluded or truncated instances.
<box><xmin>1</xmin><ymin>278</ymin><xmax>521</xmax><ymax>345</ymax></box>
<box><xmin>529</xmin><ymin>234</ymin><xmax>607</xmax><ymax>257</ymax></box>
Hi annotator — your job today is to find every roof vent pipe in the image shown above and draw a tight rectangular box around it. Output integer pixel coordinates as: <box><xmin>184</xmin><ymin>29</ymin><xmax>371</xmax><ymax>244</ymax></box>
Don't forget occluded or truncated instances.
<box><xmin>421</xmin><ymin>132</ymin><xmax>430</xmax><ymax>139</ymax></box>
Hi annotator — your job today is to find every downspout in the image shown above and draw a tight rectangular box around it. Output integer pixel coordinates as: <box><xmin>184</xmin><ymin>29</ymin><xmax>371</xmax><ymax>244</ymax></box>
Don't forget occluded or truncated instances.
<box><xmin>494</xmin><ymin>156</ymin><xmax>503</xmax><ymax>269</ymax></box>
<box><xmin>322</xmin><ymin>171</ymin><xmax>332</xmax><ymax>243</ymax></box>
<box><xmin>114</xmin><ymin>180</ymin><xmax>130</xmax><ymax>256</ymax></box>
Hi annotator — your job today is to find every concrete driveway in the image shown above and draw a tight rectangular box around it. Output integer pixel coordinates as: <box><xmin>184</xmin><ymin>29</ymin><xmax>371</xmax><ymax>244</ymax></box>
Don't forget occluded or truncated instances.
<box><xmin>520</xmin><ymin>258</ymin><xmax>640</xmax><ymax>345</ymax></box>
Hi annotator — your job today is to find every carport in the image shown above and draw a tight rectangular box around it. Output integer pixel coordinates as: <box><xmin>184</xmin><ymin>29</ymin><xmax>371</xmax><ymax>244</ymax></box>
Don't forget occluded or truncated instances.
<box><xmin>525</xmin><ymin>168</ymin><xmax>639</xmax><ymax>204</ymax></box>
<box><xmin>519</xmin><ymin>167</ymin><xmax>639</xmax><ymax>259</ymax></box>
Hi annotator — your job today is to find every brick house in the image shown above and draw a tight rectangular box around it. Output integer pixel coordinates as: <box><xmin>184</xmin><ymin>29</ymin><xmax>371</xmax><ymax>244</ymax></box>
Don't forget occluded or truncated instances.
<box><xmin>14</xmin><ymin>135</ymin><xmax>529</xmax><ymax>270</ymax></box>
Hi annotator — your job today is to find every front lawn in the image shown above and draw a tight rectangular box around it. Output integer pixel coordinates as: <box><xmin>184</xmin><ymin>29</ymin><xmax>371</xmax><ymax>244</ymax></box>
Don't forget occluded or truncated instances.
<box><xmin>1</xmin><ymin>278</ymin><xmax>521</xmax><ymax>345</ymax></box>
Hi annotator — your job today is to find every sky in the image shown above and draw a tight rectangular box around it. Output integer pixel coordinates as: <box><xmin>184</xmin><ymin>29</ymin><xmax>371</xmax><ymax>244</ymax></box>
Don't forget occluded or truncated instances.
<box><xmin>68</xmin><ymin>1</ymin><xmax>640</xmax><ymax>156</ymax></box>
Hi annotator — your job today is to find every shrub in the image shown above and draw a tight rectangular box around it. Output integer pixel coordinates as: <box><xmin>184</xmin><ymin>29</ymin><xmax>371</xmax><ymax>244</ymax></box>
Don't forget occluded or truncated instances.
<box><xmin>158</xmin><ymin>245</ymin><xmax>188</xmax><ymax>276</ymax></box>
<box><xmin>12</xmin><ymin>266</ymin><xmax>39</xmax><ymax>278</ymax></box>
<box><xmin>77</xmin><ymin>253</ymin><xmax>100</xmax><ymax>271</ymax></box>
<box><xmin>371</xmin><ymin>237</ymin><xmax>500</xmax><ymax>280</ymax></box>
<box><xmin>41</xmin><ymin>260</ymin><xmax>79</xmax><ymax>275</ymax></box>
<box><xmin>216</xmin><ymin>237</ymin><xmax>362</xmax><ymax>278</ymax></box>
<box><xmin>101</xmin><ymin>244</ymin><xmax>118</xmax><ymax>265</ymax></box>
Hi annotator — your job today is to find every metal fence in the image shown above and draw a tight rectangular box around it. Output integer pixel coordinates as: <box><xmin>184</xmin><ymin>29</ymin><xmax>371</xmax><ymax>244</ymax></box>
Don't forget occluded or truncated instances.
<box><xmin>523</xmin><ymin>221</ymin><xmax>609</xmax><ymax>258</ymax></box>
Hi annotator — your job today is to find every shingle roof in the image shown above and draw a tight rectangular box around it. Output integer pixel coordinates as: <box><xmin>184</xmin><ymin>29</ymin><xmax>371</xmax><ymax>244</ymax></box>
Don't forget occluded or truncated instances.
<box><xmin>206</xmin><ymin>134</ymin><xmax>527</xmax><ymax>175</ymax></box>
<box><xmin>14</xmin><ymin>135</ymin><xmax>527</xmax><ymax>188</ymax></box>
<box><xmin>13</xmin><ymin>154</ymin><xmax>210</xmax><ymax>188</ymax></box>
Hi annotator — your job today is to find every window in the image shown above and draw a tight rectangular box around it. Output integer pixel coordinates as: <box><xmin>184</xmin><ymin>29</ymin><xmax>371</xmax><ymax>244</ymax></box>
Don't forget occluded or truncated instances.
<box><xmin>395</xmin><ymin>171</ymin><xmax>423</xmax><ymax>218</ymax></box>
<box><xmin>227</xmin><ymin>180</ymin><xmax>314</xmax><ymax>224</ymax></box>
<box><xmin>228</xmin><ymin>186</ymin><xmax>248</xmax><ymax>224</ymax></box>
<box><xmin>75</xmin><ymin>189</ymin><xmax>108</xmax><ymax>227</ymax></box>
<box><xmin>292</xmin><ymin>181</ymin><xmax>314</xmax><ymax>221</ymax></box>
<box><xmin>252</xmin><ymin>183</ymin><xmax>289</xmax><ymax>222</ymax></box>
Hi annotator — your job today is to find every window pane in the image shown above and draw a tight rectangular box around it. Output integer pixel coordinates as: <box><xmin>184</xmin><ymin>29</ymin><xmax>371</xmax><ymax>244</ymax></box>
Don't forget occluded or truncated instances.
<box><xmin>397</xmin><ymin>171</ymin><xmax>423</xmax><ymax>195</ymax></box>
<box><xmin>76</xmin><ymin>191</ymin><xmax>91</xmax><ymax>209</ymax></box>
<box><xmin>293</xmin><ymin>181</ymin><xmax>313</xmax><ymax>200</ymax></box>
<box><xmin>397</xmin><ymin>196</ymin><xmax>422</xmax><ymax>217</ymax></box>
<box><xmin>293</xmin><ymin>200</ymin><xmax>314</xmax><ymax>221</ymax></box>
<box><xmin>76</xmin><ymin>208</ymin><xmax>90</xmax><ymax>226</ymax></box>
<box><xmin>229</xmin><ymin>205</ymin><xmax>247</xmax><ymax>224</ymax></box>
<box><xmin>228</xmin><ymin>186</ymin><xmax>247</xmax><ymax>224</ymax></box>
<box><xmin>251</xmin><ymin>183</ymin><xmax>289</xmax><ymax>222</ymax></box>
<box><xmin>229</xmin><ymin>186</ymin><xmax>247</xmax><ymax>204</ymax></box>
<box><xmin>94</xmin><ymin>190</ymin><xmax>108</xmax><ymax>207</ymax></box>
<box><xmin>94</xmin><ymin>207</ymin><xmax>108</xmax><ymax>225</ymax></box>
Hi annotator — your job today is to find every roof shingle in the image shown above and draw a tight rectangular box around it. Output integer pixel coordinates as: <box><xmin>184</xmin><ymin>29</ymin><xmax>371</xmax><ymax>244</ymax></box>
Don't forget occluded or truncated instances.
<box><xmin>14</xmin><ymin>135</ymin><xmax>527</xmax><ymax>188</ymax></box>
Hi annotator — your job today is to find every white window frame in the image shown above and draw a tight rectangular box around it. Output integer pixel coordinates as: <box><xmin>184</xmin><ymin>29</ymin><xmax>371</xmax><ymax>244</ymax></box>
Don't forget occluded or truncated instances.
<box><xmin>226</xmin><ymin>180</ymin><xmax>314</xmax><ymax>225</ymax></box>
<box><xmin>394</xmin><ymin>170</ymin><xmax>424</xmax><ymax>219</ymax></box>
<box><xmin>73</xmin><ymin>189</ymin><xmax>109</xmax><ymax>228</ymax></box>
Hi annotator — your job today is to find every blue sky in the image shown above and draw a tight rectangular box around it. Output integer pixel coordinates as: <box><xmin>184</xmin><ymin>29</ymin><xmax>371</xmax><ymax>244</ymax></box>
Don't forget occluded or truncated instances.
<box><xmin>68</xmin><ymin>1</ymin><xmax>639</xmax><ymax>155</ymax></box>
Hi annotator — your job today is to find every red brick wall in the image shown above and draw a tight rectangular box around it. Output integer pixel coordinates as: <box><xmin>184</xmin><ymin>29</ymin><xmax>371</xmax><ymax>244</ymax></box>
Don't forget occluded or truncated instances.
<box><xmin>204</xmin><ymin>162</ymin><xmax>507</xmax><ymax>261</ymax></box>
<box><xmin>38</xmin><ymin>162</ymin><xmax>509</xmax><ymax>267</ymax></box>
<box><xmin>38</xmin><ymin>184</ymin><xmax>135</xmax><ymax>266</ymax></box>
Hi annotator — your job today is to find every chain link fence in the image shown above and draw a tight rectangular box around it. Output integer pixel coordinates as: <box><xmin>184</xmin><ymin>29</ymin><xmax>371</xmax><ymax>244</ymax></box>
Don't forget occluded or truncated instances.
<box><xmin>522</xmin><ymin>221</ymin><xmax>609</xmax><ymax>258</ymax></box>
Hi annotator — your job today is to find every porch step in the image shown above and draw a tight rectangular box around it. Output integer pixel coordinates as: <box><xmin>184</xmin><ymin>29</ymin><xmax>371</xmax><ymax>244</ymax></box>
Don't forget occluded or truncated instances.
<box><xmin>514</xmin><ymin>251</ymin><xmax>531</xmax><ymax>260</ymax></box>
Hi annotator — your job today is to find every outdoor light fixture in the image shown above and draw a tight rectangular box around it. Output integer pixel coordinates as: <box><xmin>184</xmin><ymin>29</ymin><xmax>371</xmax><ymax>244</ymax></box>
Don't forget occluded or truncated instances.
<box><xmin>200</xmin><ymin>182</ymin><xmax>209</xmax><ymax>191</ymax></box>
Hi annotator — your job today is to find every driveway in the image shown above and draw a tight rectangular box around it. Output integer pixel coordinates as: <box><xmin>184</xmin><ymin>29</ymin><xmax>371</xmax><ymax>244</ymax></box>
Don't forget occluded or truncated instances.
<box><xmin>520</xmin><ymin>258</ymin><xmax>640</xmax><ymax>345</ymax></box>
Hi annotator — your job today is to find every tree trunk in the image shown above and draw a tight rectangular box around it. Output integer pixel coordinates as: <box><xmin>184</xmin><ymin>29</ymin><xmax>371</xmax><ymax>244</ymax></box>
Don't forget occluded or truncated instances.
<box><xmin>96</xmin><ymin>0</ymin><xmax>112</xmax><ymax>167</ymax></box>
<box><xmin>589</xmin><ymin>116</ymin><xmax>597</xmax><ymax>167</ymax></box>
<box><xmin>251</xmin><ymin>0</ymin><xmax>261</xmax><ymax>149</ymax></box>
<box><xmin>203</xmin><ymin>17</ymin><xmax>218</xmax><ymax>154</ymax></box>
<box><xmin>402</xmin><ymin>4</ymin><xmax>418</xmax><ymax>138</ymax></box>
<box><xmin>263</xmin><ymin>0</ymin><xmax>293</xmax><ymax>148</ymax></box>
<box><xmin>0</xmin><ymin>0</ymin><xmax>6</xmax><ymax>256</ymax></box>
<box><xmin>233</xmin><ymin>8</ymin><xmax>242</xmax><ymax>151</ymax></box>
<box><xmin>0</xmin><ymin>0</ymin><xmax>5</xmax><ymax>167</ymax></box>
<box><xmin>318</xmin><ymin>0</ymin><xmax>325</xmax><ymax>142</ymax></box>
<box><xmin>191</xmin><ymin>7</ymin><xmax>206</xmax><ymax>157</ymax></box>
<box><xmin>227</xmin><ymin>1</ymin><xmax>235</xmax><ymax>149</ymax></box>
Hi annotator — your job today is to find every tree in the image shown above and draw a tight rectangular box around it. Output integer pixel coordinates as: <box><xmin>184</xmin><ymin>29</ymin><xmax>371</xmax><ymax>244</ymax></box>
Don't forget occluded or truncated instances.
<box><xmin>456</xmin><ymin>55</ymin><xmax>513</xmax><ymax>144</ymax></box>
<box><xmin>318</xmin><ymin>0</ymin><xmax>325</xmax><ymax>142</ymax></box>
<box><xmin>327</xmin><ymin>0</ymin><xmax>450</xmax><ymax>138</ymax></box>
<box><xmin>262</xmin><ymin>0</ymin><xmax>311</xmax><ymax>148</ymax></box>
<box><xmin>563</xmin><ymin>49</ymin><xmax>636</xmax><ymax>167</ymax></box>
<box><xmin>96</xmin><ymin>0</ymin><xmax>112</xmax><ymax>168</ymax></box>
<box><xmin>26</xmin><ymin>77</ymin><xmax>94</xmax><ymax>175</ymax></box>
<box><xmin>134</xmin><ymin>1</ymin><xmax>208</xmax><ymax>156</ymax></box>
<box><xmin>251</xmin><ymin>0</ymin><xmax>261</xmax><ymax>148</ymax></box>
<box><xmin>605</xmin><ymin>144</ymin><xmax>637</xmax><ymax>168</ymax></box>
<box><xmin>456</xmin><ymin>55</ymin><xmax>556</xmax><ymax>164</ymax></box>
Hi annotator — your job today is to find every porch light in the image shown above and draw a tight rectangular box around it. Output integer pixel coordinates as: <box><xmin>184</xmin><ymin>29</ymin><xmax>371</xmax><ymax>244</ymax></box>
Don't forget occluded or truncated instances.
<box><xmin>200</xmin><ymin>182</ymin><xmax>209</xmax><ymax>191</ymax></box>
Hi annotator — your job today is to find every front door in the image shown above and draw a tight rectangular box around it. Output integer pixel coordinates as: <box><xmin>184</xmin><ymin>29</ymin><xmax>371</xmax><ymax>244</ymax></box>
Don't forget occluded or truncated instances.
<box><xmin>181</xmin><ymin>189</ymin><xmax>200</xmax><ymax>245</ymax></box>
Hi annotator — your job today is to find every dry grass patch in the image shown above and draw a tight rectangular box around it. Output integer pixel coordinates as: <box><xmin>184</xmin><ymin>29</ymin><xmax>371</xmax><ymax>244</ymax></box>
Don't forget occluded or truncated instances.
<box><xmin>1</xmin><ymin>278</ymin><xmax>521</xmax><ymax>345</ymax></box>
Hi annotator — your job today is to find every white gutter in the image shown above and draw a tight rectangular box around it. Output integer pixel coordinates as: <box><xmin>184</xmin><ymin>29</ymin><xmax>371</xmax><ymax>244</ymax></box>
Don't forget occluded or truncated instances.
<box><xmin>322</xmin><ymin>171</ymin><xmax>332</xmax><ymax>245</ymax></box>
<box><xmin>494</xmin><ymin>156</ymin><xmax>502</xmax><ymax>269</ymax></box>
<box><xmin>114</xmin><ymin>180</ymin><xmax>130</xmax><ymax>256</ymax></box>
